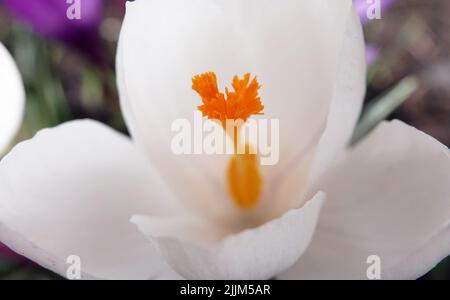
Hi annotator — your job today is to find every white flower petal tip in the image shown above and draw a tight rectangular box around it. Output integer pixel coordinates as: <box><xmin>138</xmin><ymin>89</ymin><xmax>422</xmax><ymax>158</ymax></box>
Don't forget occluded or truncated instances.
<box><xmin>281</xmin><ymin>120</ymin><xmax>450</xmax><ymax>280</ymax></box>
<box><xmin>0</xmin><ymin>120</ymin><xmax>183</xmax><ymax>280</ymax></box>
<box><xmin>0</xmin><ymin>43</ymin><xmax>25</xmax><ymax>154</ymax></box>
<box><xmin>131</xmin><ymin>192</ymin><xmax>326</xmax><ymax>280</ymax></box>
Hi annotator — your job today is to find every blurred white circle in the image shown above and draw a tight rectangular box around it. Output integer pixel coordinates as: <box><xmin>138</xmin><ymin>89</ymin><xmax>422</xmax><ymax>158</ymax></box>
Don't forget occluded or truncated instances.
<box><xmin>0</xmin><ymin>42</ymin><xmax>25</xmax><ymax>154</ymax></box>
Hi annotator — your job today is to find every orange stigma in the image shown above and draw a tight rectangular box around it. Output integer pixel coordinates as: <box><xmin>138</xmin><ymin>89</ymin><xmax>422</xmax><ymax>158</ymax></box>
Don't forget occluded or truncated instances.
<box><xmin>192</xmin><ymin>72</ymin><xmax>265</xmax><ymax>210</ymax></box>
<box><xmin>192</xmin><ymin>72</ymin><xmax>264</xmax><ymax>126</ymax></box>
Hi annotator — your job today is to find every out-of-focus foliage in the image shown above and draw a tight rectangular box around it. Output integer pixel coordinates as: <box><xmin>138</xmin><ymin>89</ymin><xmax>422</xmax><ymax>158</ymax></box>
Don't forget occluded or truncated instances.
<box><xmin>364</xmin><ymin>0</ymin><xmax>450</xmax><ymax>147</ymax></box>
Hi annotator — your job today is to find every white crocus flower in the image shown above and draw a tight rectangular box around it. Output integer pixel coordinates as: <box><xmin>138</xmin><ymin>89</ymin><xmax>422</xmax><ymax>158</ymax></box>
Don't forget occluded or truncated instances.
<box><xmin>0</xmin><ymin>42</ymin><xmax>24</xmax><ymax>155</ymax></box>
<box><xmin>0</xmin><ymin>0</ymin><xmax>449</xmax><ymax>280</ymax></box>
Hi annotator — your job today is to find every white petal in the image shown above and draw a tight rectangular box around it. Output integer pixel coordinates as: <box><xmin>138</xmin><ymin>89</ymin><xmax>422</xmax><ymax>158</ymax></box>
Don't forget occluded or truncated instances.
<box><xmin>0</xmin><ymin>42</ymin><xmax>25</xmax><ymax>154</ymax></box>
<box><xmin>240</xmin><ymin>0</ymin><xmax>353</xmax><ymax>170</ymax></box>
<box><xmin>280</xmin><ymin>121</ymin><xmax>450</xmax><ymax>279</ymax></box>
<box><xmin>262</xmin><ymin>8</ymin><xmax>366</xmax><ymax>217</ymax></box>
<box><xmin>132</xmin><ymin>192</ymin><xmax>325</xmax><ymax>280</ymax></box>
<box><xmin>117</xmin><ymin>0</ymin><xmax>352</xmax><ymax>217</ymax></box>
<box><xmin>0</xmin><ymin>120</ymin><xmax>185</xmax><ymax>279</ymax></box>
<box><xmin>308</xmin><ymin>8</ymin><xmax>366</xmax><ymax>184</ymax></box>
<box><xmin>116</xmin><ymin>8</ymin><xmax>235</xmax><ymax>218</ymax></box>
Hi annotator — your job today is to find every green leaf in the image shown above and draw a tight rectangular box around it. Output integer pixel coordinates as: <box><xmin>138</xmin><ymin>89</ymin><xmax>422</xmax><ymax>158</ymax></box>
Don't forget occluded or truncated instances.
<box><xmin>351</xmin><ymin>76</ymin><xmax>419</xmax><ymax>146</ymax></box>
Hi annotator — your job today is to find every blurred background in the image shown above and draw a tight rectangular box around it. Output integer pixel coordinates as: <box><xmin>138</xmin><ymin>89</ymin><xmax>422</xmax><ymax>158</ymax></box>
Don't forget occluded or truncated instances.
<box><xmin>0</xmin><ymin>0</ymin><xmax>449</xmax><ymax>279</ymax></box>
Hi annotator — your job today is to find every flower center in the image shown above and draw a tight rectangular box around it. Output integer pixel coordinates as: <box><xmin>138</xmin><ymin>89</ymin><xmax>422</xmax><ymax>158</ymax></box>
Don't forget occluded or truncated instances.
<box><xmin>192</xmin><ymin>72</ymin><xmax>264</xmax><ymax>209</ymax></box>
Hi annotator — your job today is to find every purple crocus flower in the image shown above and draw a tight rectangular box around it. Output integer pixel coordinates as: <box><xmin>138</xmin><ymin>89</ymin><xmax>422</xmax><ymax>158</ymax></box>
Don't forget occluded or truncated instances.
<box><xmin>0</xmin><ymin>244</ymin><xmax>19</xmax><ymax>259</ymax></box>
<box><xmin>365</xmin><ymin>44</ymin><xmax>380</xmax><ymax>66</ymax></box>
<box><xmin>2</xmin><ymin>0</ymin><xmax>105</xmax><ymax>64</ymax></box>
